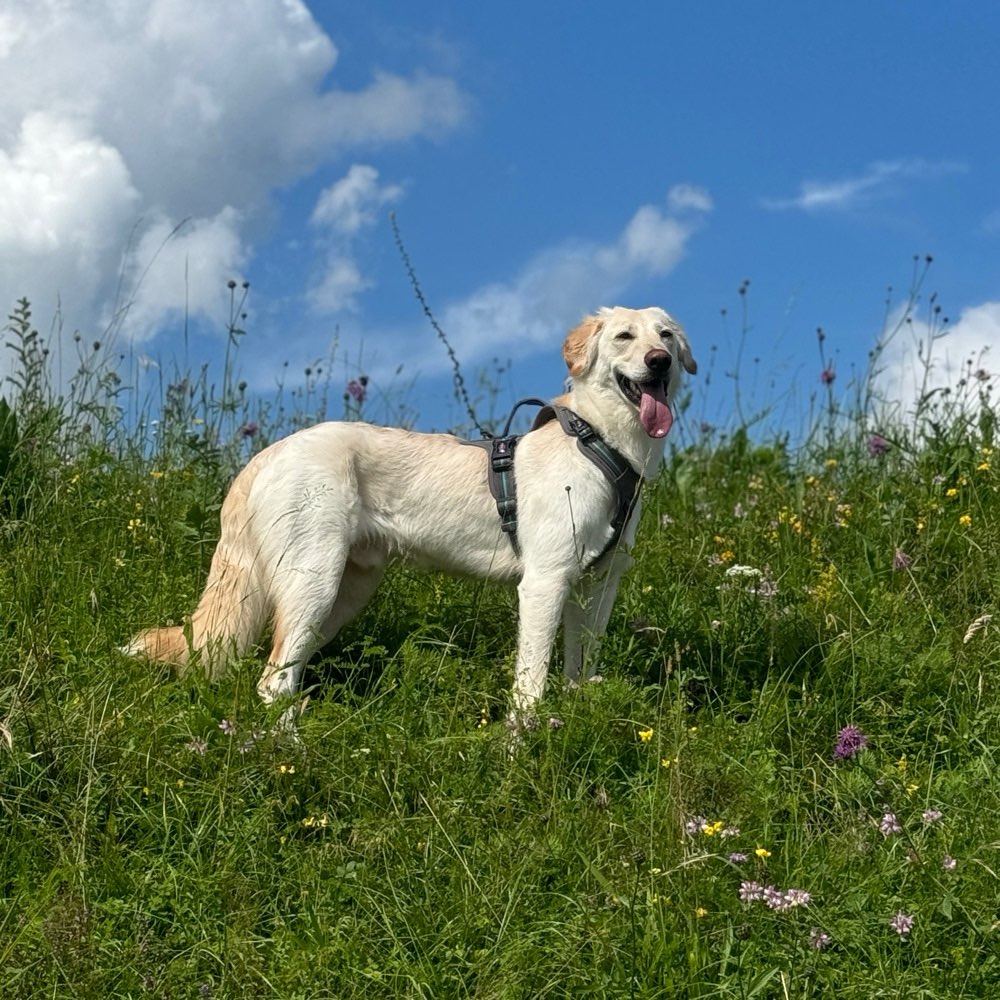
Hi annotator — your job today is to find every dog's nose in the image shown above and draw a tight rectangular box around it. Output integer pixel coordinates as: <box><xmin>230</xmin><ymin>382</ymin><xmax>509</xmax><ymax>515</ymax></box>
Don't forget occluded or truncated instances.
<box><xmin>644</xmin><ymin>349</ymin><xmax>672</xmax><ymax>376</ymax></box>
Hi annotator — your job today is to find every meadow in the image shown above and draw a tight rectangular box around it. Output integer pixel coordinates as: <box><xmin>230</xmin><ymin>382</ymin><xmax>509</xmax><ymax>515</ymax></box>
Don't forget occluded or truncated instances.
<box><xmin>1</xmin><ymin>281</ymin><xmax>999</xmax><ymax>999</ymax></box>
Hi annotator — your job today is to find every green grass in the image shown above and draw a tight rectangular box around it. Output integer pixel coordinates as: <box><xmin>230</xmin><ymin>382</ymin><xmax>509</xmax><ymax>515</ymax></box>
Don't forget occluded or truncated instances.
<box><xmin>2</xmin><ymin>296</ymin><xmax>1000</xmax><ymax>998</ymax></box>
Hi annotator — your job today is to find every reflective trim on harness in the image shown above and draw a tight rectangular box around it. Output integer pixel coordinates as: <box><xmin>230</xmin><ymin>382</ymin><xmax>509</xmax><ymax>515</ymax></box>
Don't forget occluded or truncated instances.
<box><xmin>465</xmin><ymin>398</ymin><xmax>642</xmax><ymax>567</ymax></box>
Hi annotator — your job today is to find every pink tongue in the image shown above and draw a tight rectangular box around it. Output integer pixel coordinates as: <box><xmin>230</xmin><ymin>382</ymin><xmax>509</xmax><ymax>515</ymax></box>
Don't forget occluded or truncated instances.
<box><xmin>639</xmin><ymin>383</ymin><xmax>673</xmax><ymax>438</ymax></box>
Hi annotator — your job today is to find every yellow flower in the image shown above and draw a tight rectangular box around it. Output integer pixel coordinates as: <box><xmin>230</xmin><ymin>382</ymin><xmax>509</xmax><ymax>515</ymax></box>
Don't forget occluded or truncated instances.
<box><xmin>946</xmin><ymin>487</ymin><xmax>959</xmax><ymax>498</ymax></box>
<box><xmin>638</xmin><ymin>727</ymin><xmax>654</xmax><ymax>743</ymax></box>
<box><xmin>660</xmin><ymin>757</ymin><xmax>677</xmax><ymax>768</ymax></box>
<box><xmin>754</xmin><ymin>847</ymin><xmax>771</xmax><ymax>858</ymax></box>
<box><xmin>695</xmin><ymin>907</ymin><xmax>708</xmax><ymax>918</ymax></box>
<box><xmin>959</xmin><ymin>513</ymin><xmax>972</xmax><ymax>528</ymax></box>
<box><xmin>719</xmin><ymin>550</ymin><xmax>735</xmax><ymax>564</ymax></box>
<box><xmin>702</xmin><ymin>821</ymin><xmax>724</xmax><ymax>837</ymax></box>
<box><xmin>278</xmin><ymin>763</ymin><xmax>296</xmax><ymax>775</ymax></box>
<box><xmin>978</xmin><ymin>462</ymin><xmax>991</xmax><ymax>471</ymax></box>
<box><xmin>150</xmin><ymin>469</ymin><xmax>165</xmax><ymax>479</ymax></box>
<box><xmin>896</xmin><ymin>755</ymin><xmax>907</xmax><ymax>772</ymax></box>
<box><xmin>905</xmin><ymin>783</ymin><xmax>919</xmax><ymax>796</ymax></box>
<box><xmin>824</xmin><ymin>457</ymin><xmax>838</xmax><ymax>469</ymax></box>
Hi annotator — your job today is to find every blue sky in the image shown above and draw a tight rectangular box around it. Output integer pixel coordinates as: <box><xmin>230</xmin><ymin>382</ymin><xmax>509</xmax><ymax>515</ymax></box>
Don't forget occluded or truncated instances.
<box><xmin>2</xmin><ymin>1</ymin><xmax>998</xmax><ymax>438</ymax></box>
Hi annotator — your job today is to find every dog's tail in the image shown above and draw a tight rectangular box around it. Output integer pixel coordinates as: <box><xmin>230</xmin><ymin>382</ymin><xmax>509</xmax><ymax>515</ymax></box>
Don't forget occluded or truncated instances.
<box><xmin>124</xmin><ymin>478</ymin><xmax>269</xmax><ymax>679</ymax></box>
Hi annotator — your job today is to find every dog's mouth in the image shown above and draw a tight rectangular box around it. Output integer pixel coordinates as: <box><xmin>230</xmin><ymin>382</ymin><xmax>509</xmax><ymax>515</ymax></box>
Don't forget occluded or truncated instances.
<box><xmin>616</xmin><ymin>372</ymin><xmax>673</xmax><ymax>438</ymax></box>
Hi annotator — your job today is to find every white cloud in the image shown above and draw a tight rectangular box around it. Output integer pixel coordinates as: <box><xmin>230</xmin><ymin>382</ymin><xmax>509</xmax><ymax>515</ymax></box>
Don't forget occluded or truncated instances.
<box><xmin>427</xmin><ymin>184</ymin><xmax>711</xmax><ymax>368</ymax></box>
<box><xmin>762</xmin><ymin>159</ymin><xmax>964</xmax><ymax>213</ymax></box>
<box><xmin>872</xmin><ymin>300</ymin><xmax>1000</xmax><ymax>413</ymax></box>
<box><xmin>308</xmin><ymin>165</ymin><xmax>404</xmax><ymax>312</ymax></box>
<box><xmin>0</xmin><ymin>0</ymin><xmax>468</xmax><ymax>349</ymax></box>
<box><xmin>311</xmin><ymin>165</ymin><xmax>404</xmax><ymax>236</ymax></box>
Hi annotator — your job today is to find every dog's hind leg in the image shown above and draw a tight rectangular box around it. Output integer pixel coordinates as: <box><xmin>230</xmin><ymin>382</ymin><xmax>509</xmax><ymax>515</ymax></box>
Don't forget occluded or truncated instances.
<box><xmin>256</xmin><ymin>558</ymin><xmax>384</xmax><ymax>706</ymax></box>
<box><xmin>563</xmin><ymin>551</ymin><xmax>633</xmax><ymax>684</ymax></box>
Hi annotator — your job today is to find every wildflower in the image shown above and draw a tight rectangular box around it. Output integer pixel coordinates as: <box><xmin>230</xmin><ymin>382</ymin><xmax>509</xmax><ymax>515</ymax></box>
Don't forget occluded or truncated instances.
<box><xmin>783</xmin><ymin>888</ymin><xmax>812</xmax><ymax>908</ymax></box>
<box><xmin>824</xmin><ymin>457</ymin><xmax>838</xmax><ymax>469</ymax></box>
<box><xmin>922</xmin><ymin>809</ymin><xmax>942</xmax><ymax>824</ymax></box>
<box><xmin>959</xmin><ymin>513</ymin><xmax>972</xmax><ymax>527</ymax></box>
<box><xmin>942</xmin><ymin>854</ymin><xmax>957</xmax><ymax>871</ymax></box>
<box><xmin>547</xmin><ymin>716</ymin><xmax>564</xmax><ymax>730</ymax></box>
<box><xmin>684</xmin><ymin>816</ymin><xmax>708</xmax><ymax>836</ymax></box>
<box><xmin>728</xmin><ymin>852</ymin><xmax>748</xmax><ymax>863</ymax></box>
<box><xmin>695</xmin><ymin>907</ymin><xmax>708</xmax><ymax>918</ymax></box>
<box><xmin>833</xmin><ymin>725</ymin><xmax>869</xmax><ymax>759</ymax></box>
<box><xmin>889</xmin><ymin>911</ymin><xmax>914</xmax><ymax>939</ymax></box>
<box><xmin>896</xmin><ymin>755</ymin><xmax>907</xmax><ymax>772</ymax></box>
<box><xmin>638</xmin><ymin>727</ymin><xmax>654</xmax><ymax>743</ymax></box>
<box><xmin>346</xmin><ymin>378</ymin><xmax>368</xmax><ymax>403</ymax></box>
<box><xmin>809</xmin><ymin>928</ymin><xmax>832</xmax><ymax>950</ymax></box>
<box><xmin>660</xmin><ymin>757</ymin><xmax>677</xmax><ymax>768</ymax></box>
<box><xmin>977</xmin><ymin>461</ymin><xmax>990</xmax><ymax>471</ymax></box>
<box><xmin>219</xmin><ymin>719</ymin><xmax>237</xmax><ymax>736</ymax></box>
<box><xmin>720</xmin><ymin>826</ymin><xmax>740</xmax><ymax>839</ymax></box>
<box><xmin>702</xmin><ymin>820</ymin><xmax>725</xmax><ymax>837</ymax></box>
<box><xmin>946</xmin><ymin>487</ymin><xmax>959</xmax><ymax>498</ymax></box>
<box><xmin>763</xmin><ymin>886</ymin><xmax>786</xmax><ymax>910</ymax></box>
<box><xmin>880</xmin><ymin>812</ymin><xmax>902</xmax><ymax>837</ymax></box>
<box><xmin>278</xmin><ymin>763</ymin><xmax>296</xmax><ymax>775</ymax></box>
<box><xmin>754</xmin><ymin>847</ymin><xmax>771</xmax><ymax>859</ymax></box>
<box><xmin>185</xmin><ymin>737</ymin><xmax>208</xmax><ymax>755</ymax></box>
<box><xmin>150</xmin><ymin>469</ymin><xmax>165</xmax><ymax>479</ymax></box>
<box><xmin>893</xmin><ymin>549</ymin><xmax>913</xmax><ymax>571</ymax></box>
<box><xmin>820</xmin><ymin>368</ymin><xmax>835</xmax><ymax>385</ymax></box>
<box><xmin>739</xmin><ymin>881</ymin><xmax>765</xmax><ymax>902</ymax></box>
<box><xmin>239</xmin><ymin>421</ymin><xmax>258</xmax><ymax>439</ymax></box>
<box><xmin>725</xmin><ymin>565</ymin><xmax>762</xmax><ymax>579</ymax></box>
<box><xmin>660</xmin><ymin>512</ymin><xmax>674</xmax><ymax>528</ymax></box>
<box><xmin>868</xmin><ymin>434</ymin><xmax>889</xmax><ymax>457</ymax></box>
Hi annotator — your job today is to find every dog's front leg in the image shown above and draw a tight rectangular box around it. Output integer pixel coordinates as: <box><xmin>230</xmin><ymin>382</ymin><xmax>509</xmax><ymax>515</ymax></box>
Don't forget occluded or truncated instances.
<box><xmin>509</xmin><ymin>572</ymin><xmax>570</xmax><ymax>726</ymax></box>
<box><xmin>563</xmin><ymin>551</ymin><xmax>633</xmax><ymax>684</ymax></box>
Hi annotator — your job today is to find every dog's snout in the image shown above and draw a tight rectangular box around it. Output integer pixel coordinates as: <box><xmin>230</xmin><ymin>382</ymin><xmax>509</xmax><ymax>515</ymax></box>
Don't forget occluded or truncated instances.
<box><xmin>644</xmin><ymin>349</ymin><xmax>672</xmax><ymax>376</ymax></box>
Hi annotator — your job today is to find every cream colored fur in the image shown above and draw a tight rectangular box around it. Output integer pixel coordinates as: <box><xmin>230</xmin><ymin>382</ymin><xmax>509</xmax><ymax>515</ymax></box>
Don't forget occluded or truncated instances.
<box><xmin>125</xmin><ymin>306</ymin><xmax>696</xmax><ymax>724</ymax></box>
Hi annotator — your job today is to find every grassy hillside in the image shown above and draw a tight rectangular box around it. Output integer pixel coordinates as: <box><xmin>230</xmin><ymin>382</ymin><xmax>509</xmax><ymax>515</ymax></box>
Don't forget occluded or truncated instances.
<box><xmin>1</xmin><ymin>299</ymin><xmax>999</xmax><ymax>998</ymax></box>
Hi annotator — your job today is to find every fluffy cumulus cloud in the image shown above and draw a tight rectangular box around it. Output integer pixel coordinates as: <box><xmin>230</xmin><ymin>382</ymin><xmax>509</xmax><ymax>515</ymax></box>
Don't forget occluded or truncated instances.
<box><xmin>872</xmin><ymin>301</ymin><xmax>1000</xmax><ymax>413</ymax></box>
<box><xmin>308</xmin><ymin>165</ymin><xmax>404</xmax><ymax>312</ymax></box>
<box><xmin>0</xmin><ymin>0</ymin><xmax>467</xmax><ymax>348</ymax></box>
<box><xmin>427</xmin><ymin>185</ymin><xmax>712</xmax><ymax>368</ymax></box>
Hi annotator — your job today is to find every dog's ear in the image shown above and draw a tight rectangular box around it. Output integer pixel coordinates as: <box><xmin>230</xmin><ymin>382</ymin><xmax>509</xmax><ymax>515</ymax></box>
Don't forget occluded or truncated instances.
<box><xmin>676</xmin><ymin>330</ymin><xmax>698</xmax><ymax>375</ymax></box>
<box><xmin>563</xmin><ymin>314</ymin><xmax>603</xmax><ymax>377</ymax></box>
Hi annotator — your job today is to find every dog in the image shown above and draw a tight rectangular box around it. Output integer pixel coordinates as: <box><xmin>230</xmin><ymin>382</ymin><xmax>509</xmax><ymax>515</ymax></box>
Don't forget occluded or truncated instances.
<box><xmin>125</xmin><ymin>306</ymin><xmax>696</xmax><ymax>725</ymax></box>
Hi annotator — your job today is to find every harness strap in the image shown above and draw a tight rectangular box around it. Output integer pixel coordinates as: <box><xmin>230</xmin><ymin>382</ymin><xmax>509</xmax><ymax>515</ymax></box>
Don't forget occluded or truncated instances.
<box><xmin>533</xmin><ymin>405</ymin><xmax>642</xmax><ymax>564</ymax></box>
<box><xmin>467</xmin><ymin>398</ymin><xmax>642</xmax><ymax>567</ymax></box>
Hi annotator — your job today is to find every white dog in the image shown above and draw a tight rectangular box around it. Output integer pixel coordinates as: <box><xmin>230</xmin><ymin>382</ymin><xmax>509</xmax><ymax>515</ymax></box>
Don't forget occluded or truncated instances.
<box><xmin>126</xmin><ymin>306</ymin><xmax>696</xmax><ymax>724</ymax></box>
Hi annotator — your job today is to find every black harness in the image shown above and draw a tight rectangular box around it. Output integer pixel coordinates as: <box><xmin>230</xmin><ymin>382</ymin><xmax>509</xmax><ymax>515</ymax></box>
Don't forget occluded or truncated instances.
<box><xmin>467</xmin><ymin>398</ymin><xmax>642</xmax><ymax>567</ymax></box>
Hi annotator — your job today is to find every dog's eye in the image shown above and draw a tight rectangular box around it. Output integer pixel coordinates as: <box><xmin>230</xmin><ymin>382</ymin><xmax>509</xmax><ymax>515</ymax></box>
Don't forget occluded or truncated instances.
<box><xmin>660</xmin><ymin>329</ymin><xmax>674</xmax><ymax>340</ymax></box>
<box><xmin>615</xmin><ymin>330</ymin><xmax>635</xmax><ymax>341</ymax></box>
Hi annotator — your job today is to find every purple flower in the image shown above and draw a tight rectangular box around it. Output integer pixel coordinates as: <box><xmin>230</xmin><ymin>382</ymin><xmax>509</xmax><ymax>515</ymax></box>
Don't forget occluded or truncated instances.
<box><xmin>942</xmin><ymin>854</ymin><xmax>957</xmax><ymax>871</ymax></box>
<box><xmin>547</xmin><ymin>716</ymin><xmax>564</xmax><ymax>730</ymax></box>
<box><xmin>685</xmin><ymin>816</ymin><xmax>708</xmax><ymax>836</ymax></box>
<box><xmin>922</xmin><ymin>808</ymin><xmax>943</xmax><ymax>824</ymax></box>
<box><xmin>346</xmin><ymin>377</ymin><xmax>368</xmax><ymax>403</ymax></box>
<box><xmin>720</xmin><ymin>826</ymin><xmax>741</xmax><ymax>840</ymax></box>
<box><xmin>239</xmin><ymin>421</ymin><xmax>258</xmax><ymax>439</ymax></box>
<box><xmin>833</xmin><ymin>725</ymin><xmax>869</xmax><ymax>759</ymax></box>
<box><xmin>893</xmin><ymin>549</ymin><xmax>913</xmax><ymax>571</ymax></box>
<box><xmin>889</xmin><ymin>911</ymin><xmax>914</xmax><ymax>939</ymax></box>
<box><xmin>809</xmin><ymin>927</ymin><xmax>832</xmax><ymax>951</ymax></box>
<box><xmin>739</xmin><ymin>880</ymin><xmax>765</xmax><ymax>902</ymax></box>
<box><xmin>218</xmin><ymin>719</ymin><xmax>237</xmax><ymax>736</ymax></box>
<box><xmin>820</xmin><ymin>368</ymin><xmax>836</xmax><ymax>386</ymax></box>
<box><xmin>880</xmin><ymin>812</ymin><xmax>902</xmax><ymax>837</ymax></box>
<box><xmin>185</xmin><ymin>737</ymin><xmax>208</xmax><ymax>755</ymax></box>
<box><xmin>763</xmin><ymin>885</ymin><xmax>786</xmax><ymax>910</ymax></box>
<box><xmin>783</xmin><ymin>888</ymin><xmax>812</xmax><ymax>908</ymax></box>
<box><xmin>728</xmin><ymin>852</ymin><xmax>749</xmax><ymax>864</ymax></box>
<box><xmin>868</xmin><ymin>434</ymin><xmax>890</xmax><ymax>457</ymax></box>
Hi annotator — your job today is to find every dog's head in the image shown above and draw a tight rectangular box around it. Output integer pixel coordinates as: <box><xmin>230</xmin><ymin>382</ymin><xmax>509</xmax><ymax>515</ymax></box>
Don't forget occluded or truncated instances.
<box><xmin>562</xmin><ymin>306</ymin><xmax>697</xmax><ymax>439</ymax></box>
